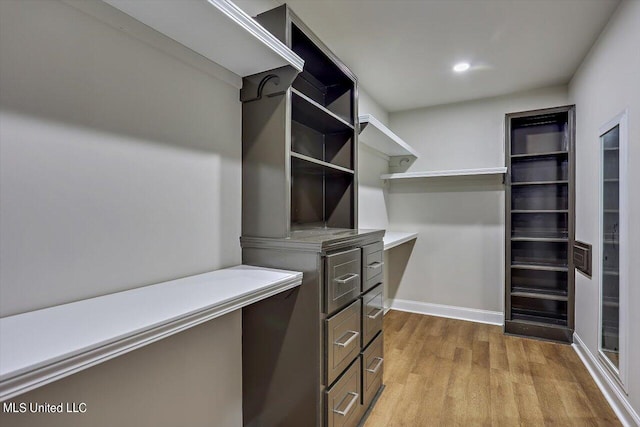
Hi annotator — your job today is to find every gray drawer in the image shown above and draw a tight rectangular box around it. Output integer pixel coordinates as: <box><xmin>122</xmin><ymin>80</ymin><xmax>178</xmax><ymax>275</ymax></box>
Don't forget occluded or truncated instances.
<box><xmin>361</xmin><ymin>332</ymin><xmax>383</xmax><ymax>409</ymax></box>
<box><xmin>362</xmin><ymin>284</ymin><xmax>383</xmax><ymax>347</ymax></box>
<box><xmin>326</xmin><ymin>300</ymin><xmax>361</xmax><ymax>385</ymax></box>
<box><xmin>327</xmin><ymin>359</ymin><xmax>361</xmax><ymax>427</ymax></box>
<box><xmin>362</xmin><ymin>242</ymin><xmax>383</xmax><ymax>292</ymax></box>
<box><xmin>325</xmin><ymin>248</ymin><xmax>361</xmax><ymax>314</ymax></box>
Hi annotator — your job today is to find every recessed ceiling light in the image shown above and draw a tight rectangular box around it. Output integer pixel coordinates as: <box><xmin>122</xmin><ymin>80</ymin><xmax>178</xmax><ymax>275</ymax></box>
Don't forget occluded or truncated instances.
<box><xmin>453</xmin><ymin>62</ymin><xmax>470</xmax><ymax>73</ymax></box>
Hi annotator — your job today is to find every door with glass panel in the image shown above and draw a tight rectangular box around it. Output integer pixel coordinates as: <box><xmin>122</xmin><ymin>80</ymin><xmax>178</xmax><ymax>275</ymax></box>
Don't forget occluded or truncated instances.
<box><xmin>599</xmin><ymin>111</ymin><xmax>627</xmax><ymax>389</ymax></box>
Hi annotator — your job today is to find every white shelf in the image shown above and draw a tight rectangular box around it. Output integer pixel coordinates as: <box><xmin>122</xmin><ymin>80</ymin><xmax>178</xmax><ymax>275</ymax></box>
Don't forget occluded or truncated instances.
<box><xmin>384</xmin><ymin>231</ymin><xmax>418</xmax><ymax>250</ymax></box>
<box><xmin>98</xmin><ymin>0</ymin><xmax>304</xmax><ymax>77</ymax></box>
<box><xmin>381</xmin><ymin>167</ymin><xmax>507</xmax><ymax>180</ymax></box>
<box><xmin>358</xmin><ymin>114</ymin><xmax>419</xmax><ymax>158</ymax></box>
<box><xmin>0</xmin><ymin>265</ymin><xmax>302</xmax><ymax>401</ymax></box>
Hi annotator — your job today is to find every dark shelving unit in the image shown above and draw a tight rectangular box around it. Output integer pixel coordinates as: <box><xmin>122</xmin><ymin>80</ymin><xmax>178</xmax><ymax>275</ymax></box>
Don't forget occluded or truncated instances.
<box><xmin>505</xmin><ymin>105</ymin><xmax>575</xmax><ymax>343</ymax></box>
<box><xmin>241</xmin><ymin>5</ymin><xmax>358</xmax><ymax>238</ymax></box>
<box><xmin>241</xmin><ymin>6</ymin><xmax>384</xmax><ymax>427</ymax></box>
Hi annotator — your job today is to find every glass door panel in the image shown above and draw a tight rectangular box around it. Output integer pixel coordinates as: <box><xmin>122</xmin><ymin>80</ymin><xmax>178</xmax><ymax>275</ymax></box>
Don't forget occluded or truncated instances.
<box><xmin>600</xmin><ymin>125</ymin><xmax>620</xmax><ymax>370</ymax></box>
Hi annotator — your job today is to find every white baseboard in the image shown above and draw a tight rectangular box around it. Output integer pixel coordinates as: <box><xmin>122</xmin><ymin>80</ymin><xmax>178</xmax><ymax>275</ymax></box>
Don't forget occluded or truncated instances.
<box><xmin>383</xmin><ymin>298</ymin><xmax>392</xmax><ymax>315</ymax></box>
<box><xmin>388</xmin><ymin>298</ymin><xmax>503</xmax><ymax>326</ymax></box>
<box><xmin>572</xmin><ymin>333</ymin><xmax>640</xmax><ymax>426</ymax></box>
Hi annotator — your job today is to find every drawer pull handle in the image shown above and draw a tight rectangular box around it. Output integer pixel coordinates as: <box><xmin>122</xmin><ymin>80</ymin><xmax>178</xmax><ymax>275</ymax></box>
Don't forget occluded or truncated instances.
<box><xmin>367</xmin><ymin>308</ymin><xmax>383</xmax><ymax>320</ymax></box>
<box><xmin>334</xmin><ymin>273</ymin><xmax>359</xmax><ymax>284</ymax></box>
<box><xmin>366</xmin><ymin>357</ymin><xmax>384</xmax><ymax>374</ymax></box>
<box><xmin>334</xmin><ymin>330</ymin><xmax>359</xmax><ymax>348</ymax></box>
<box><xmin>367</xmin><ymin>261</ymin><xmax>384</xmax><ymax>270</ymax></box>
<box><xmin>333</xmin><ymin>392</ymin><xmax>359</xmax><ymax>417</ymax></box>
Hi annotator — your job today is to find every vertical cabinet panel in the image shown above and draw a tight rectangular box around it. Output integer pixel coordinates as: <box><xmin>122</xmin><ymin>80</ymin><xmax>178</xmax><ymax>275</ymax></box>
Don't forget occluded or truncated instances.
<box><xmin>505</xmin><ymin>106</ymin><xmax>575</xmax><ymax>343</ymax></box>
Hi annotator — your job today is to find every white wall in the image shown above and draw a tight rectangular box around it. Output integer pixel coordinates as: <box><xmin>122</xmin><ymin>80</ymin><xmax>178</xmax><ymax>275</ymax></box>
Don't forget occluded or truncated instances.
<box><xmin>569</xmin><ymin>0</ymin><xmax>640</xmax><ymax>421</ymax></box>
<box><xmin>0</xmin><ymin>1</ymin><xmax>242</xmax><ymax>424</ymax></box>
<box><xmin>358</xmin><ymin>88</ymin><xmax>391</xmax><ymax>230</ymax></box>
<box><xmin>358</xmin><ymin>87</ymin><xmax>403</xmax><ymax>310</ymax></box>
<box><xmin>386</xmin><ymin>87</ymin><xmax>568</xmax><ymax>314</ymax></box>
<box><xmin>359</xmin><ymin>88</ymin><xmax>389</xmax><ymax>126</ymax></box>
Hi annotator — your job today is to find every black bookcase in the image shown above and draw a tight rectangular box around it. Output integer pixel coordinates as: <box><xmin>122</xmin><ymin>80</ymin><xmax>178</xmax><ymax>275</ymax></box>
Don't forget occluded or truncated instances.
<box><xmin>505</xmin><ymin>105</ymin><xmax>576</xmax><ymax>343</ymax></box>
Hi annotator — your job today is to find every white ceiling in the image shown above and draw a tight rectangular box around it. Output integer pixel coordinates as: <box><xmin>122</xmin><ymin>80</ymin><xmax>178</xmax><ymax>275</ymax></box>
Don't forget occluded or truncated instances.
<box><xmin>236</xmin><ymin>0</ymin><xmax>620</xmax><ymax>112</ymax></box>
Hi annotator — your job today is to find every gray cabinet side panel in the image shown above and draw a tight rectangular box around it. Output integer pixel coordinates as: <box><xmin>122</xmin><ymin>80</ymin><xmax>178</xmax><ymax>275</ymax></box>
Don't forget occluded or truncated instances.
<box><xmin>242</xmin><ymin>95</ymin><xmax>289</xmax><ymax>237</ymax></box>
<box><xmin>242</xmin><ymin>248</ymin><xmax>322</xmax><ymax>427</ymax></box>
<box><xmin>254</xmin><ymin>5</ymin><xmax>288</xmax><ymax>45</ymax></box>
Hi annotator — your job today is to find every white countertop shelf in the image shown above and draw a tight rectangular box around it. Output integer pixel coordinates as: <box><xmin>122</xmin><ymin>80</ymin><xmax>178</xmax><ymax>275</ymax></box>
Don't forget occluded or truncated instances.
<box><xmin>359</xmin><ymin>114</ymin><xmax>419</xmax><ymax>158</ymax></box>
<box><xmin>0</xmin><ymin>265</ymin><xmax>302</xmax><ymax>401</ymax></box>
<box><xmin>98</xmin><ymin>0</ymin><xmax>304</xmax><ymax>77</ymax></box>
<box><xmin>384</xmin><ymin>231</ymin><xmax>418</xmax><ymax>250</ymax></box>
<box><xmin>381</xmin><ymin>167</ymin><xmax>507</xmax><ymax>180</ymax></box>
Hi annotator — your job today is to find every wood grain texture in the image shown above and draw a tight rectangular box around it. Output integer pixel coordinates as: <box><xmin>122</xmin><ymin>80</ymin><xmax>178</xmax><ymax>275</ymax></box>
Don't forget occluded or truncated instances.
<box><xmin>364</xmin><ymin>311</ymin><xmax>620</xmax><ymax>427</ymax></box>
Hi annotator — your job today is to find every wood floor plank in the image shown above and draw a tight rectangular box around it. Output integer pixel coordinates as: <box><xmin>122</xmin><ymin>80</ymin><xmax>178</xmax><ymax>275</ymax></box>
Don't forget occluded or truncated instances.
<box><xmin>522</xmin><ymin>338</ymin><xmax>547</xmax><ymax>365</ymax></box>
<box><xmin>555</xmin><ymin>381</ymin><xmax>597</xmax><ymax>419</ymax></box>
<box><xmin>504</xmin><ymin>335</ymin><xmax>534</xmax><ymax>385</ymax></box>
<box><xmin>464</xmin><ymin>364</ymin><xmax>491</xmax><ymax>425</ymax></box>
<box><xmin>489</xmin><ymin>368</ymin><xmax>520</xmax><ymax>426</ymax></box>
<box><xmin>412</xmin><ymin>355</ymin><xmax>452</xmax><ymax>424</ymax></box>
<box><xmin>472</xmin><ymin>339</ymin><xmax>490</xmax><ymax>369</ymax></box>
<box><xmin>488</xmin><ymin>330</ymin><xmax>510</xmax><ymax>372</ymax></box>
<box><xmin>512</xmin><ymin>382</ymin><xmax>545</xmax><ymax>425</ymax></box>
<box><xmin>363</xmin><ymin>311</ymin><xmax>621</xmax><ymax>427</ymax></box>
<box><xmin>386</xmin><ymin>373</ymin><xmax>428</xmax><ymax>427</ymax></box>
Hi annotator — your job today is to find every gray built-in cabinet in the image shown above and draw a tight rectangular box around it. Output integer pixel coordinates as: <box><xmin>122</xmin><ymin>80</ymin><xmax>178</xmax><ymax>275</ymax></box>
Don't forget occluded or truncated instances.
<box><xmin>504</xmin><ymin>105</ymin><xmax>576</xmax><ymax>343</ymax></box>
<box><xmin>240</xmin><ymin>5</ymin><xmax>384</xmax><ymax>427</ymax></box>
<box><xmin>241</xmin><ymin>5</ymin><xmax>357</xmax><ymax>238</ymax></box>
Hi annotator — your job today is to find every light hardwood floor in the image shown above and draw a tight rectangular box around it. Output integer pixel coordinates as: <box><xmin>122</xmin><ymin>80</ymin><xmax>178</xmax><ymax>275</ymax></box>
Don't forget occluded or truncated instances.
<box><xmin>364</xmin><ymin>310</ymin><xmax>620</xmax><ymax>426</ymax></box>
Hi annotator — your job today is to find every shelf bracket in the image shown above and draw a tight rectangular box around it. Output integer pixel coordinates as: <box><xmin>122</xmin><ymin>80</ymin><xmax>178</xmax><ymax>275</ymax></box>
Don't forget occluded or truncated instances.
<box><xmin>240</xmin><ymin>65</ymin><xmax>299</xmax><ymax>103</ymax></box>
<box><xmin>388</xmin><ymin>155</ymin><xmax>417</xmax><ymax>173</ymax></box>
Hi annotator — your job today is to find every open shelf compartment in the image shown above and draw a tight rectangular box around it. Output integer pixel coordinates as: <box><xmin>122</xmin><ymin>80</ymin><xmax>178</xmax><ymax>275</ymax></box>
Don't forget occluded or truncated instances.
<box><xmin>291</xmin><ymin>118</ymin><xmax>354</xmax><ymax>170</ymax></box>
<box><xmin>511</xmin><ymin>184</ymin><xmax>568</xmax><ymax>211</ymax></box>
<box><xmin>292</xmin><ymin>89</ymin><xmax>354</xmax><ymax>134</ymax></box>
<box><xmin>291</xmin><ymin>24</ymin><xmax>354</xmax><ymax>124</ymax></box>
<box><xmin>510</xmin><ymin>112</ymin><xmax>569</xmax><ymax>156</ymax></box>
<box><xmin>511</xmin><ymin>296</ymin><xmax>567</xmax><ymax>326</ymax></box>
<box><xmin>511</xmin><ymin>211</ymin><xmax>568</xmax><ymax>238</ymax></box>
<box><xmin>290</xmin><ymin>157</ymin><xmax>355</xmax><ymax>230</ymax></box>
<box><xmin>511</xmin><ymin>153</ymin><xmax>568</xmax><ymax>183</ymax></box>
<box><xmin>511</xmin><ymin>268</ymin><xmax>567</xmax><ymax>297</ymax></box>
<box><xmin>511</xmin><ymin>241</ymin><xmax>568</xmax><ymax>268</ymax></box>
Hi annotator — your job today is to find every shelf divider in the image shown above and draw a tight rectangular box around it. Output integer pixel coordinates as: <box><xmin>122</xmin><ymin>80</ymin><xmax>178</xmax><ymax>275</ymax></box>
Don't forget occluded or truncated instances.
<box><xmin>511</xmin><ymin>264</ymin><xmax>568</xmax><ymax>272</ymax></box>
<box><xmin>511</xmin><ymin>150</ymin><xmax>568</xmax><ymax>159</ymax></box>
<box><xmin>511</xmin><ymin>180</ymin><xmax>569</xmax><ymax>186</ymax></box>
<box><xmin>510</xmin><ymin>291</ymin><xmax>568</xmax><ymax>301</ymax></box>
<box><xmin>291</xmin><ymin>152</ymin><xmax>355</xmax><ymax>175</ymax></box>
<box><xmin>511</xmin><ymin>237</ymin><xmax>568</xmax><ymax>242</ymax></box>
<box><xmin>511</xmin><ymin>209</ymin><xmax>568</xmax><ymax>214</ymax></box>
